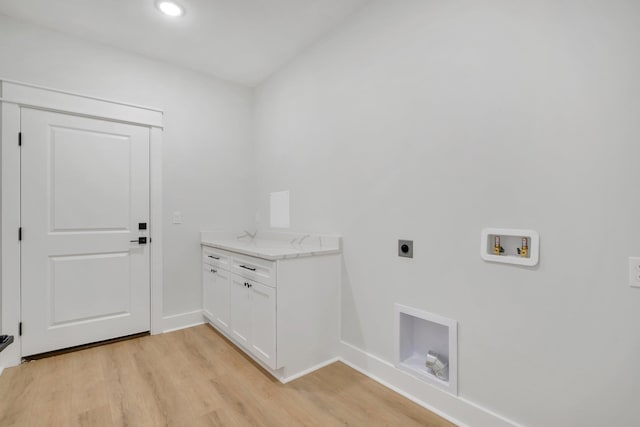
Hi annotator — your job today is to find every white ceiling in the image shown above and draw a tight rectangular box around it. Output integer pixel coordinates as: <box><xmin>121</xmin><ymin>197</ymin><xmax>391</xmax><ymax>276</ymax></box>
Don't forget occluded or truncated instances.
<box><xmin>0</xmin><ymin>0</ymin><xmax>369</xmax><ymax>86</ymax></box>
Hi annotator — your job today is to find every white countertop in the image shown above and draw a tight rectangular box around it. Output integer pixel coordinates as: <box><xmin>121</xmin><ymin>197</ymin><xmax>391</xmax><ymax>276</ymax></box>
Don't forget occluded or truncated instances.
<box><xmin>201</xmin><ymin>231</ymin><xmax>342</xmax><ymax>261</ymax></box>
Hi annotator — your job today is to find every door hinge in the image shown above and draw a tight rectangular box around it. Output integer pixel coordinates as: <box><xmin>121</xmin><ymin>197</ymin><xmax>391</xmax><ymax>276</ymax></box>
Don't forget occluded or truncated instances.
<box><xmin>18</xmin><ymin>132</ymin><xmax>22</xmax><ymax>146</ymax></box>
<box><xmin>19</xmin><ymin>322</ymin><xmax>22</xmax><ymax>337</ymax></box>
<box><xmin>18</xmin><ymin>227</ymin><xmax>22</xmax><ymax>241</ymax></box>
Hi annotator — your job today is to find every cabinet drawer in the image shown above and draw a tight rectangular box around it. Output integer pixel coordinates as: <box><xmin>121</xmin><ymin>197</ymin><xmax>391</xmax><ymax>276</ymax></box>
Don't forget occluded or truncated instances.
<box><xmin>202</xmin><ymin>247</ymin><xmax>231</xmax><ymax>270</ymax></box>
<box><xmin>231</xmin><ymin>253</ymin><xmax>276</xmax><ymax>287</ymax></box>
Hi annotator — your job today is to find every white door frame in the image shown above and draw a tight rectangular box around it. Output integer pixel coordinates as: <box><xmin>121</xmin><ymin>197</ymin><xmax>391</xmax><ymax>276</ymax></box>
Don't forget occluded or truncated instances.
<box><xmin>0</xmin><ymin>79</ymin><xmax>164</xmax><ymax>368</ymax></box>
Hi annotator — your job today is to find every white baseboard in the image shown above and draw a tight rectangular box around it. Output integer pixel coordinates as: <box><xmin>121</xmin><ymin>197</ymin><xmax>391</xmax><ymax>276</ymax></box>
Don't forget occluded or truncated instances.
<box><xmin>280</xmin><ymin>357</ymin><xmax>341</xmax><ymax>384</ymax></box>
<box><xmin>0</xmin><ymin>366</ymin><xmax>4</xmax><ymax>377</ymax></box>
<box><xmin>162</xmin><ymin>310</ymin><xmax>205</xmax><ymax>333</ymax></box>
<box><xmin>339</xmin><ymin>340</ymin><xmax>521</xmax><ymax>427</ymax></box>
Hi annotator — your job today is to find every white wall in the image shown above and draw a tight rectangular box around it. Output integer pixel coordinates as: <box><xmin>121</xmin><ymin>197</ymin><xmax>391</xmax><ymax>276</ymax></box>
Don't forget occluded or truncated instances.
<box><xmin>0</xmin><ymin>13</ymin><xmax>255</xmax><ymax>319</ymax></box>
<box><xmin>254</xmin><ymin>1</ymin><xmax>640</xmax><ymax>426</ymax></box>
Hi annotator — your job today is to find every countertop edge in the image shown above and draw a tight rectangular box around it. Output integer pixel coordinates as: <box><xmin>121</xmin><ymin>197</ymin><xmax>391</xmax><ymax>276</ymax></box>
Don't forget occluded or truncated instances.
<box><xmin>201</xmin><ymin>241</ymin><xmax>341</xmax><ymax>261</ymax></box>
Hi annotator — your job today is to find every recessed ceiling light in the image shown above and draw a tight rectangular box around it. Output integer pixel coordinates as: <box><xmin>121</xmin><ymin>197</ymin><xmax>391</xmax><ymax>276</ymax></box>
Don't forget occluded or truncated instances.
<box><xmin>156</xmin><ymin>1</ymin><xmax>184</xmax><ymax>17</ymax></box>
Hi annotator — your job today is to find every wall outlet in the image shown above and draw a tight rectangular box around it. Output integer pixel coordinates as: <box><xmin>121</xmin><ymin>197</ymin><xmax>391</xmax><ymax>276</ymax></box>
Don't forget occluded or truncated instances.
<box><xmin>398</xmin><ymin>240</ymin><xmax>413</xmax><ymax>258</ymax></box>
<box><xmin>172</xmin><ymin>211</ymin><xmax>183</xmax><ymax>224</ymax></box>
<box><xmin>628</xmin><ymin>257</ymin><xmax>640</xmax><ymax>288</ymax></box>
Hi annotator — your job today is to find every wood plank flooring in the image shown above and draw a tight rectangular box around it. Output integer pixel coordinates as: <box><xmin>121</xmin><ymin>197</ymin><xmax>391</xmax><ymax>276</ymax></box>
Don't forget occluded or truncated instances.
<box><xmin>0</xmin><ymin>324</ymin><xmax>455</xmax><ymax>427</ymax></box>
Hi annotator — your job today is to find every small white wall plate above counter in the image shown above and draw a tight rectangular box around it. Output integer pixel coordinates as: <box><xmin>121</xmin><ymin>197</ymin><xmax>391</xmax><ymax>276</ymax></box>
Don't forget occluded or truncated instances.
<box><xmin>481</xmin><ymin>228</ymin><xmax>539</xmax><ymax>266</ymax></box>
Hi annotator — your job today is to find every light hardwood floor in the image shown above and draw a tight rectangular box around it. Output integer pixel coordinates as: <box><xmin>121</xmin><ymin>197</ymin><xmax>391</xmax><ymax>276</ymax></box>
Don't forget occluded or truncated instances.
<box><xmin>0</xmin><ymin>324</ymin><xmax>455</xmax><ymax>427</ymax></box>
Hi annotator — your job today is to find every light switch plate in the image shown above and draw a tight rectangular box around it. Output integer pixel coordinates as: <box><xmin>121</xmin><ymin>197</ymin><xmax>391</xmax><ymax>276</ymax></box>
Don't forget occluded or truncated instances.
<box><xmin>628</xmin><ymin>257</ymin><xmax>640</xmax><ymax>288</ymax></box>
<box><xmin>172</xmin><ymin>211</ymin><xmax>183</xmax><ymax>224</ymax></box>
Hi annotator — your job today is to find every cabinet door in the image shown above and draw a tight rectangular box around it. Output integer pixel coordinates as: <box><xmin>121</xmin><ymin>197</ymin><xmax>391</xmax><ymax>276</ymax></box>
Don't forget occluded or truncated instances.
<box><xmin>229</xmin><ymin>273</ymin><xmax>251</xmax><ymax>348</ymax></box>
<box><xmin>250</xmin><ymin>281</ymin><xmax>277</xmax><ymax>370</ymax></box>
<box><xmin>203</xmin><ymin>266</ymin><xmax>230</xmax><ymax>331</ymax></box>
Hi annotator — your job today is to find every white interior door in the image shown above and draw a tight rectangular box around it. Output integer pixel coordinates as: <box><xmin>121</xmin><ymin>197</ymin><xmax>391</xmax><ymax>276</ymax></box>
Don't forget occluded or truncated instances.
<box><xmin>21</xmin><ymin>108</ymin><xmax>151</xmax><ymax>356</ymax></box>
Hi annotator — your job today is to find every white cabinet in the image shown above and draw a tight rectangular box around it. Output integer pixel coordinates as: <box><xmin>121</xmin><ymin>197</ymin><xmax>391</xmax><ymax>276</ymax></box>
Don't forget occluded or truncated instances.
<box><xmin>202</xmin><ymin>265</ymin><xmax>230</xmax><ymax>332</ymax></box>
<box><xmin>201</xmin><ymin>242</ymin><xmax>340</xmax><ymax>382</ymax></box>
<box><xmin>206</xmin><ymin>253</ymin><xmax>277</xmax><ymax>370</ymax></box>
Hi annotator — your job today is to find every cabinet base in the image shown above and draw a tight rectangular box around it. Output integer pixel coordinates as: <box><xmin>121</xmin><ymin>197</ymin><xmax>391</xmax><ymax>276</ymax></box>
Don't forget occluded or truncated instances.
<box><xmin>203</xmin><ymin>317</ymin><xmax>338</xmax><ymax>384</ymax></box>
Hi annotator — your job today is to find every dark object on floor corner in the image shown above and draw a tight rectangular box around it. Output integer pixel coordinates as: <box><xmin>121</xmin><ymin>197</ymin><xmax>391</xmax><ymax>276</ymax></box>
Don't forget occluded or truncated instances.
<box><xmin>0</xmin><ymin>335</ymin><xmax>14</xmax><ymax>353</ymax></box>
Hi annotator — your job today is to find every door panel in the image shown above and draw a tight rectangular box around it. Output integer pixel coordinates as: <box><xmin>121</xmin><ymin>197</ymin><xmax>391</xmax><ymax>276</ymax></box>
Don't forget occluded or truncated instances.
<box><xmin>50</xmin><ymin>127</ymin><xmax>131</xmax><ymax>231</ymax></box>
<box><xmin>203</xmin><ymin>266</ymin><xmax>215</xmax><ymax>320</ymax></box>
<box><xmin>250</xmin><ymin>281</ymin><xmax>276</xmax><ymax>369</ymax></box>
<box><xmin>50</xmin><ymin>253</ymin><xmax>130</xmax><ymax>325</ymax></box>
<box><xmin>229</xmin><ymin>273</ymin><xmax>251</xmax><ymax>348</ymax></box>
<box><xmin>21</xmin><ymin>108</ymin><xmax>151</xmax><ymax>356</ymax></box>
<box><xmin>203</xmin><ymin>265</ymin><xmax>230</xmax><ymax>331</ymax></box>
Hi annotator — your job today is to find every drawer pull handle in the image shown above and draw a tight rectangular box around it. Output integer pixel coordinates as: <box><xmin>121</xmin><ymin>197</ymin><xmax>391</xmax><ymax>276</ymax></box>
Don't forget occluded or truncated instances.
<box><xmin>208</xmin><ymin>255</ymin><xmax>220</xmax><ymax>260</ymax></box>
<box><xmin>239</xmin><ymin>265</ymin><xmax>256</xmax><ymax>271</ymax></box>
<box><xmin>210</xmin><ymin>268</ymin><xmax>217</xmax><ymax>273</ymax></box>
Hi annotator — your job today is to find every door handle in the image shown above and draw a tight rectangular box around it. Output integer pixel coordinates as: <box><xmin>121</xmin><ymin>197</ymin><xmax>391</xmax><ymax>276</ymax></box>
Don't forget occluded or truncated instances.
<box><xmin>130</xmin><ymin>237</ymin><xmax>148</xmax><ymax>244</ymax></box>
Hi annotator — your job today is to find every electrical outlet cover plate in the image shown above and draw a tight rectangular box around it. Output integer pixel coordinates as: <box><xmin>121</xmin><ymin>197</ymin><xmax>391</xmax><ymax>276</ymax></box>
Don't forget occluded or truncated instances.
<box><xmin>172</xmin><ymin>211</ymin><xmax>183</xmax><ymax>224</ymax></box>
<box><xmin>628</xmin><ymin>257</ymin><xmax>640</xmax><ymax>288</ymax></box>
<box><xmin>398</xmin><ymin>240</ymin><xmax>413</xmax><ymax>258</ymax></box>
